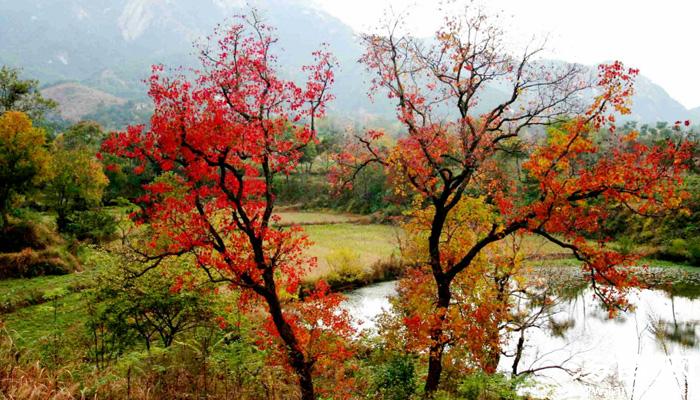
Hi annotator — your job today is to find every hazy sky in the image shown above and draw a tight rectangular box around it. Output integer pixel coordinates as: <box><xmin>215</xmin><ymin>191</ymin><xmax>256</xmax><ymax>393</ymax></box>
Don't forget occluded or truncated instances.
<box><xmin>312</xmin><ymin>0</ymin><xmax>700</xmax><ymax>110</ymax></box>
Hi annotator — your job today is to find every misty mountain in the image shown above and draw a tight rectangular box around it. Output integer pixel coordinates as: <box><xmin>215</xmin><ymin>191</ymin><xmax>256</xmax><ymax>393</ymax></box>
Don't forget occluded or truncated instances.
<box><xmin>0</xmin><ymin>0</ymin><xmax>390</xmax><ymax>118</ymax></box>
<box><xmin>690</xmin><ymin>107</ymin><xmax>700</xmax><ymax>122</ymax></box>
<box><xmin>628</xmin><ymin>74</ymin><xmax>692</xmax><ymax>123</ymax></box>
<box><xmin>0</xmin><ymin>0</ymin><xmax>695</xmax><ymax>126</ymax></box>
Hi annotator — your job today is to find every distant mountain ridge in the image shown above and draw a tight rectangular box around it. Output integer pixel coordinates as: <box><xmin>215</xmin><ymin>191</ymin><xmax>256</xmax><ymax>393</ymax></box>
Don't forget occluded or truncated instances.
<box><xmin>690</xmin><ymin>107</ymin><xmax>700</xmax><ymax>121</ymax></box>
<box><xmin>1</xmin><ymin>0</ymin><xmax>696</xmax><ymax>125</ymax></box>
<box><xmin>42</xmin><ymin>82</ymin><xmax>127</xmax><ymax>122</ymax></box>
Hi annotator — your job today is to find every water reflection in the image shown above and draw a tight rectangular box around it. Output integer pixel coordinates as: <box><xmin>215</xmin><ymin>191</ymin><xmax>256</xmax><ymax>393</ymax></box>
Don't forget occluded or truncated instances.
<box><xmin>342</xmin><ymin>280</ymin><xmax>396</xmax><ymax>332</ymax></box>
<box><xmin>504</xmin><ymin>287</ymin><xmax>700</xmax><ymax>399</ymax></box>
<box><xmin>651</xmin><ymin>319</ymin><xmax>698</xmax><ymax>348</ymax></box>
<box><xmin>344</xmin><ymin>276</ymin><xmax>700</xmax><ymax>400</ymax></box>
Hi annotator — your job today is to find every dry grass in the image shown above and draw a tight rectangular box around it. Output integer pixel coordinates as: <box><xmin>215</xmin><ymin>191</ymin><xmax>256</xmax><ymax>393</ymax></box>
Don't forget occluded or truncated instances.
<box><xmin>0</xmin><ymin>361</ymin><xmax>82</xmax><ymax>400</ymax></box>
<box><xmin>0</xmin><ymin>221</ymin><xmax>61</xmax><ymax>253</ymax></box>
<box><xmin>0</xmin><ymin>321</ymin><xmax>294</xmax><ymax>400</ymax></box>
<box><xmin>0</xmin><ymin>248</ymin><xmax>79</xmax><ymax>280</ymax></box>
<box><xmin>519</xmin><ymin>235</ymin><xmax>572</xmax><ymax>260</ymax></box>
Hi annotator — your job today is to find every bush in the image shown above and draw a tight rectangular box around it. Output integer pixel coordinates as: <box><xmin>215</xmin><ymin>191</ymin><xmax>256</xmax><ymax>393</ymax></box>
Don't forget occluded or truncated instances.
<box><xmin>0</xmin><ymin>248</ymin><xmax>77</xmax><ymax>279</ymax></box>
<box><xmin>325</xmin><ymin>247</ymin><xmax>364</xmax><ymax>288</ymax></box>
<box><xmin>366</xmin><ymin>255</ymin><xmax>404</xmax><ymax>282</ymax></box>
<box><xmin>0</xmin><ymin>221</ymin><xmax>59</xmax><ymax>252</ymax></box>
<box><xmin>657</xmin><ymin>238</ymin><xmax>690</xmax><ymax>263</ymax></box>
<box><xmin>688</xmin><ymin>238</ymin><xmax>700</xmax><ymax>266</ymax></box>
<box><xmin>614</xmin><ymin>236</ymin><xmax>635</xmax><ymax>256</ymax></box>
<box><xmin>64</xmin><ymin>209</ymin><xmax>118</xmax><ymax>242</ymax></box>
<box><xmin>455</xmin><ymin>372</ymin><xmax>522</xmax><ymax>400</ymax></box>
<box><xmin>372</xmin><ymin>354</ymin><xmax>417</xmax><ymax>400</ymax></box>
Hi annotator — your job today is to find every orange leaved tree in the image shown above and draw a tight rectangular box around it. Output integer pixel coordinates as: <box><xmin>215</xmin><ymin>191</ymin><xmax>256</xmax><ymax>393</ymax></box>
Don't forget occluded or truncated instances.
<box><xmin>103</xmin><ymin>14</ymin><xmax>353</xmax><ymax>400</ymax></box>
<box><xmin>336</xmin><ymin>9</ymin><xmax>692</xmax><ymax>393</ymax></box>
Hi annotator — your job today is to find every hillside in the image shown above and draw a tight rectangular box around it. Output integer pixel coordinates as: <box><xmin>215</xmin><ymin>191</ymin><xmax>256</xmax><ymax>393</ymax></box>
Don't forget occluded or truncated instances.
<box><xmin>1</xmin><ymin>0</ymin><xmax>696</xmax><ymax>125</ymax></box>
<box><xmin>627</xmin><ymin>74</ymin><xmax>691</xmax><ymax>123</ymax></box>
<box><xmin>41</xmin><ymin>82</ymin><xmax>127</xmax><ymax>122</ymax></box>
<box><xmin>690</xmin><ymin>107</ymin><xmax>700</xmax><ymax>122</ymax></box>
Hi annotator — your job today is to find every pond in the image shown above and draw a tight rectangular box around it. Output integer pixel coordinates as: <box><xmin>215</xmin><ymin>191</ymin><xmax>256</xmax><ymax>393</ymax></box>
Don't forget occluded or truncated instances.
<box><xmin>343</xmin><ymin>277</ymin><xmax>700</xmax><ymax>400</ymax></box>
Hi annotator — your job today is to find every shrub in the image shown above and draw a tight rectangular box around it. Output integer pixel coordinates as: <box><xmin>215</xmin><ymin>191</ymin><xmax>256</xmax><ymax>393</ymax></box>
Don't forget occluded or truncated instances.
<box><xmin>0</xmin><ymin>220</ymin><xmax>59</xmax><ymax>252</ymax></box>
<box><xmin>688</xmin><ymin>238</ymin><xmax>700</xmax><ymax>266</ymax></box>
<box><xmin>614</xmin><ymin>236</ymin><xmax>635</xmax><ymax>256</ymax></box>
<box><xmin>366</xmin><ymin>255</ymin><xmax>404</xmax><ymax>282</ymax></box>
<box><xmin>64</xmin><ymin>209</ymin><xmax>118</xmax><ymax>242</ymax></box>
<box><xmin>325</xmin><ymin>247</ymin><xmax>364</xmax><ymax>288</ymax></box>
<box><xmin>455</xmin><ymin>372</ymin><xmax>522</xmax><ymax>400</ymax></box>
<box><xmin>0</xmin><ymin>248</ymin><xmax>77</xmax><ymax>279</ymax></box>
<box><xmin>372</xmin><ymin>354</ymin><xmax>417</xmax><ymax>400</ymax></box>
<box><xmin>658</xmin><ymin>238</ymin><xmax>690</xmax><ymax>263</ymax></box>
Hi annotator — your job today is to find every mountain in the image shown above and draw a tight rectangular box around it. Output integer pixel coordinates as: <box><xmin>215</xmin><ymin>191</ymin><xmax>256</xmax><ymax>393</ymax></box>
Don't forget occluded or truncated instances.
<box><xmin>0</xmin><ymin>0</ymin><xmax>695</xmax><ymax>127</ymax></box>
<box><xmin>0</xmin><ymin>0</ymin><xmax>393</xmax><ymax>120</ymax></box>
<box><xmin>0</xmin><ymin>0</ymin><xmax>237</xmax><ymax>91</ymax></box>
<box><xmin>690</xmin><ymin>107</ymin><xmax>700</xmax><ymax>123</ymax></box>
<box><xmin>42</xmin><ymin>82</ymin><xmax>127</xmax><ymax>122</ymax></box>
<box><xmin>627</xmin><ymin>74</ymin><xmax>692</xmax><ymax>123</ymax></box>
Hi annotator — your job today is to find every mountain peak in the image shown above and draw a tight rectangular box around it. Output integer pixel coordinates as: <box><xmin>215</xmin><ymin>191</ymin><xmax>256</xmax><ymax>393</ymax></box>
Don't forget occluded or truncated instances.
<box><xmin>118</xmin><ymin>0</ymin><xmax>161</xmax><ymax>41</ymax></box>
<box><xmin>0</xmin><ymin>0</ymin><xmax>695</xmax><ymax>124</ymax></box>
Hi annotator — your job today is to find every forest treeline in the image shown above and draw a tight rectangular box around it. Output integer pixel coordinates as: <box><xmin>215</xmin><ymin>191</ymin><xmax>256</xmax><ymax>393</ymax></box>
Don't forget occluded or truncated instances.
<box><xmin>2</xmin><ymin>63</ymin><xmax>697</xmax><ymax>270</ymax></box>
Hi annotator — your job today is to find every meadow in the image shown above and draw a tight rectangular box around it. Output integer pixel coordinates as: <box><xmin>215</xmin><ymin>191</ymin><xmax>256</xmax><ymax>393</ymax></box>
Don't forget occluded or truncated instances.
<box><xmin>2</xmin><ymin>210</ymin><xmax>693</xmax><ymax>352</ymax></box>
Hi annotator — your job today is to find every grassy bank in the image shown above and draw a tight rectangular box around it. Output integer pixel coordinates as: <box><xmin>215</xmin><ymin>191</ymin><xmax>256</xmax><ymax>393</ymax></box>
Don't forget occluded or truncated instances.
<box><xmin>2</xmin><ymin>210</ymin><xmax>697</xmax><ymax>351</ymax></box>
<box><xmin>0</xmin><ymin>211</ymin><xmax>403</xmax><ymax>340</ymax></box>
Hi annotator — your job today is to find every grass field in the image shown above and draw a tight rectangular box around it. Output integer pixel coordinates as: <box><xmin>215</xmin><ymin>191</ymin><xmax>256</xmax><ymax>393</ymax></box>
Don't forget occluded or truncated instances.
<box><xmin>3</xmin><ymin>292</ymin><xmax>87</xmax><ymax>348</ymax></box>
<box><xmin>274</xmin><ymin>211</ymin><xmax>370</xmax><ymax>226</ymax></box>
<box><xmin>303</xmin><ymin>223</ymin><xmax>401</xmax><ymax>281</ymax></box>
<box><xmin>2</xmin><ymin>210</ymin><xmax>696</xmax><ymax>352</ymax></box>
<box><xmin>0</xmin><ymin>272</ymin><xmax>88</xmax><ymax>311</ymax></box>
<box><xmin>0</xmin><ymin>211</ymin><xmax>402</xmax><ymax>348</ymax></box>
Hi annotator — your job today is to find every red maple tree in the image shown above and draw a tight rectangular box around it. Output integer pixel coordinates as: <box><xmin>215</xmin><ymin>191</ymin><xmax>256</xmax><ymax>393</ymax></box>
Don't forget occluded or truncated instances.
<box><xmin>336</xmin><ymin>10</ymin><xmax>693</xmax><ymax>393</ymax></box>
<box><xmin>103</xmin><ymin>14</ymin><xmax>352</xmax><ymax>400</ymax></box>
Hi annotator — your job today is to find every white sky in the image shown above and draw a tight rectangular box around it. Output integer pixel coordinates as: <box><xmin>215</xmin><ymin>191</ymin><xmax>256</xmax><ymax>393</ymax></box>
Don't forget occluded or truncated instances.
<box><xmin>312</xmin><ymin>0</ymin><xmax>700</xmax><ymax>109</ymax></box>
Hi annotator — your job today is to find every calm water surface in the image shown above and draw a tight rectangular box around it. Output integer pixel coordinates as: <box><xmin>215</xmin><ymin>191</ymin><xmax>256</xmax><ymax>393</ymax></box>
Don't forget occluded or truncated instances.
<box><xmin>344</xmin><ymin>279</ymin><xmax>700</xmax><ymax>400</ymax></box>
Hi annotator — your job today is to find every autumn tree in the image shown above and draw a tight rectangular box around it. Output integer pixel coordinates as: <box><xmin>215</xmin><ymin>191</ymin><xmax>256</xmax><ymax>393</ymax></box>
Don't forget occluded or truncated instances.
<box><xmin>336</xmin><ymin>8</ymin><xmax>692</xmax><ymax>394</ymax></box>
<box><xmin>46</xmin><ymin>135</ymin><xmax>109</xmax><ymax>232</ymax></box>
<box><xmin>0</xmin><ymin>111</ymin><xmax>52</xmax><ymax>229</ymax></box>
<box><xmin>103</xmin><ymin>14</ymin><xmax>352</xmax><ymax>400</ymax></box>
<box><xmin>0</xmin><ymin>66</ymin><xmax>57</xmax><ymax>120</ymax></box>
<box><xmin>381</xmin><ymin>198</ymin><xmax>517</xmax><ymax>377</ymax></box>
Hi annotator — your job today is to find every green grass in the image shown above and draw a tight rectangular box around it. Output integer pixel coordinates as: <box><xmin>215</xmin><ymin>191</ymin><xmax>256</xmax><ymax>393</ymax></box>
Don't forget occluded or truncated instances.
<box><xmin>524</xmin><ymin>252</ymin><xmax>697</xmax><ymax>271</ymax></box>
<box><xmin>0</xmin><ymin>244</ymin><xmax>105</xmax><ymax>313</ymax></box>
<box><xmin>275</xmin><ymin>211</ymin><xmax>369</xmax><ymax>226</ymax></box>
<box><xmin>302</xmin><ymin>223</ymin><xmax>400</xmax><ymax>281</ymax></box>
<box><xmin>635</xmin><ymin>258</ymin><xmax>698</xmax><ymax>272</ymax></box>
<box><xmin>3</xmin><ymin>291</ymin><xmax>87</xmax><ymax>348</ymax></box>
<box><xmin>0</xmin><ymin>273</ymin><xmax>88</xmax><ymax>310</ymax></box>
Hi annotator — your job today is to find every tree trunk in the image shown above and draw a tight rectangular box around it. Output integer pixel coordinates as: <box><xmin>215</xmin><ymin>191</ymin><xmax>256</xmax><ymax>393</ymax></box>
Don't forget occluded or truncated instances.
<box><xmin>424</xmin><ymin>278</ymin><xmax>451</xmax><ymax>394</ymax></box>
<box><xmin>0</xmin><ymin>203</ymin><xmax>9</xmax><ymax>231</ymax></box>
<box><xmin>56</xmin><ymin>208</ymin><xmax>68</xmax><ymax>233</ymax></box>
<box><xmin>262</xmin><ymin>277</ymin><xmax>315</xmax><ymax>400</ymax></box>
<box><xmin>511</xmin><ymin>333</ymin><xmax>525</xmax><ymax>376</ymax></box>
